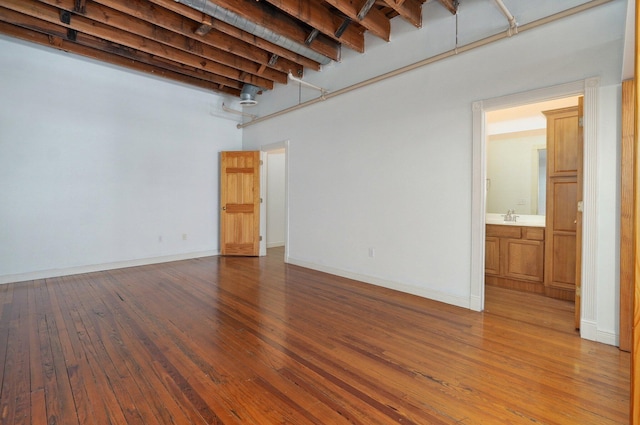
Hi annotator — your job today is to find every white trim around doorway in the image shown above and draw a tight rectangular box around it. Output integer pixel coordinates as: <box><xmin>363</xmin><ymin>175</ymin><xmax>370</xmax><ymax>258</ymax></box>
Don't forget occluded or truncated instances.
<box><xmin>260</xmin><ymin>140</ymin><xmax>290</xmax><ymax>262</ymax></box>
<box><xmin>470</xmin><ymin>78</ymin><xmax>600</xmax><ymax>342</ymax></box>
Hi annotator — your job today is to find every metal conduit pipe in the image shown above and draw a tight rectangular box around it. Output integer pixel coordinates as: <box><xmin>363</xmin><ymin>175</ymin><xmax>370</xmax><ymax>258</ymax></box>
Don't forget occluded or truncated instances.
<box><xmin>494</xmin><ymin>0</ymin><xmax>518</xmax><ymax>35</ymax></box>
<box><xmin>176</xmin><ymin>0</ymin><xmax>333</xmax><ymax>65</ymax></box>
<box><xmin>222</xmin><ymin>103</ymin><xmax>258</xmax><ymax>120</ymax></box>
<box><xmin>238</xmin><ymin>0</ymin><xmax>613</xmax><ymax>129</ymax></box>
<box><xmin>288</xmin><ymin>72</ymin><xmax>328</xmax><ymax>97</ymax></box>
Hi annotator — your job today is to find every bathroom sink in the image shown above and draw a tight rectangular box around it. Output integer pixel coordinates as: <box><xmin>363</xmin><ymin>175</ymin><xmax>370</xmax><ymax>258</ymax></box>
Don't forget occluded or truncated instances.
<box><xmin>485</xmin><ymin>213</ymin><xmax>545</xmax><ymax>227</ymax></box>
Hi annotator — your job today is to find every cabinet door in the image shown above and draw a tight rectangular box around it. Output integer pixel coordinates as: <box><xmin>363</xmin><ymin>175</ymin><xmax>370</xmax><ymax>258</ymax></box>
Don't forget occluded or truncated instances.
<box><xmin>545</xmin><ymin>174</ymin><xmax>578</xmax><ymax>292</ymax></box>
<box><xmin>545</xmin><ymin>107</ymin><xmax>579</xmax><ymax>177</ymax></box>
<box><xmin>485</xmin><ymin>236</ymin><xmax>500</xmax><ymax>276</ymax></box>
<box><xmin>544</xmin><ymin>106</ymin><xmax>580</xmax><ymax>301</ymax></box>
<box><xmin>502</xmin><ymin>238</ymin><xmax>544</xmax><ymax>282</ymax></box>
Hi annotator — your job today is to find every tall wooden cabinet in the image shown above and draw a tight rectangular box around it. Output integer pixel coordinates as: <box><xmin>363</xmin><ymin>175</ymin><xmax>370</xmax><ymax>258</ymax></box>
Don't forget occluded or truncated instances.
<box><xmin>543</xmin><ymin>106</ymin><xmax>581</xmax><ymax>302</ymax></box>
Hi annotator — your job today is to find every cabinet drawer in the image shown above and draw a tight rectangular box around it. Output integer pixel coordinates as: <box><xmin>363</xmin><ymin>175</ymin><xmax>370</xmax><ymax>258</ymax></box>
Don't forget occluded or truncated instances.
<box><xmin>486</xmin><ymin>225</ymin><xmax>521</xmax><ymax>239</ymax></box>
<box><xmin>523</xmin><ymin>227</ymin><xmax>545</xmax><ymax>241</ymax></box>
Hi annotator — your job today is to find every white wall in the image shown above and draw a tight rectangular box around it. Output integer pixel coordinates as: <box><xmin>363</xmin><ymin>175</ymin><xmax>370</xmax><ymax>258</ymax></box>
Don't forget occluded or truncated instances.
<box><xmin>0</xmin><ymin>36</ymin><xmax>242</xmax><ymax>283</ymax></box>
<box><xmin>242</xmin><ymin>1</ymin><xmax>627</xmax><ymax>343</ymax></box>
<box><xmin>266</xmin><ymin>152</ymin><xmax>285</xmax><ymax>247</ymax></box>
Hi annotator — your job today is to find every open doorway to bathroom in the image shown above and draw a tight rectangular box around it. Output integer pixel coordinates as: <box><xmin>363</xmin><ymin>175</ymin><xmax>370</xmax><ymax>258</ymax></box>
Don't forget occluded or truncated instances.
<box><xmin>483</xmin><ymin>95</ymin><xmax>581</xmax><ymax>334</ymax></box>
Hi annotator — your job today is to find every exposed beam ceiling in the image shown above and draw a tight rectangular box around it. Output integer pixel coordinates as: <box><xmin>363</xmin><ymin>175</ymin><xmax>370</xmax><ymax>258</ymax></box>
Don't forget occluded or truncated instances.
<box><xmin>0</xmin><ymin>0</ymin><xmax>458</xmax><ymax>98</ymax></box>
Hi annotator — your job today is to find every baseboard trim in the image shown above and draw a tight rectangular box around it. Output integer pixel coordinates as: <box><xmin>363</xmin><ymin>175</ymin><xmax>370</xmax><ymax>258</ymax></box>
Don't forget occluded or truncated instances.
<box><xmin>267</xmin><ymin>242</ymin><xmax>285</xmax><ymax>248</ymax></box>
<box><xmin>595</xmin><ymin>329</ymin><xmax>618</xmax><ymax>347</ymax></box>
<box><xmin>468</xmin><ymin>294</ymin><xmax>483</xmax><ymax>312</ymax></box>
<box><xmin>286</xmin><ymin>257</ymin><xmax>471</xmax><ymax>309</ymax></box>
<box><xmin>0</xmin><ymin>250</ymin><xmax>219</xmax><ymax>285</ymax></box>
<box><xmin>580</xmin><ymin>319</ymin><xmax>598</xmax><ymax>342</ymax></box>
<box><xmin>580</xmin><ymin>319</ymin><xmax>619</xmax><ymax>346</ymax></box>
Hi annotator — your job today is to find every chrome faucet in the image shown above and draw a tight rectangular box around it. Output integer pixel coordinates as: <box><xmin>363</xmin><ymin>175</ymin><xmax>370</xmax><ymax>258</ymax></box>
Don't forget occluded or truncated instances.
<box><xmin>503</xmin><ymin>209</ymin><xmax>518</xmax><ymax>222</ymax></box>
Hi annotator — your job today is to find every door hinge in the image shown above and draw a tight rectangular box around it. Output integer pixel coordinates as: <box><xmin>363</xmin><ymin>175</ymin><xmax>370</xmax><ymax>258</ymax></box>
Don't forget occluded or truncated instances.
<box><xmin>260</xmin><ymin>160</ymin><xmax>264</xmax><ymax>165</ymax></box>
<box><xmin>577</xmin><ymin>200</ymin><xmax>583</xmax><ymax>212</ymax></box>
<box><xmin>259</xmin><ymin>236</ymin><xmax>263</xmax><ymax>241</ymax></box>
<box><xmin>578</xmin><ymin>117</ymin><xmax>584</xmax><ymax>128</ymax></box>
<box><xmin>260</xmin><ymin>197</ymin><xmax>263</xmax><ymax>203</ymax></box>
<box><xmin>576</xmin><ymin>286</ymin><xmax>581</xmax><ymax>297</ymax></box>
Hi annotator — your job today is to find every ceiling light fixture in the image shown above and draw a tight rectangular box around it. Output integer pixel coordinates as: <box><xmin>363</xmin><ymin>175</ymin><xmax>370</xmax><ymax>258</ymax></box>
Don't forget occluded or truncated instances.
<box><xmin>239</xmin><ymin>84</ymin><xmax>260</xmax><ymax>106</ymax></box>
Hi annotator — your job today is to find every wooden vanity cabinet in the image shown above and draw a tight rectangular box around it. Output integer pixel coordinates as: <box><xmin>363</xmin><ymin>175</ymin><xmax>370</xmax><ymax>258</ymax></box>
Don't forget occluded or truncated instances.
<box><xmin>485</xmin><ymin>225</ymin><xmax>545</xmax><ymax>294</ymax></box>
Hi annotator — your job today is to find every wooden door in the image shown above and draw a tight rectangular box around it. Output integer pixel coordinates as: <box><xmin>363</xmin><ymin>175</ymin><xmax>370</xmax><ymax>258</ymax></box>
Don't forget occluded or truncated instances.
<box><xmin>220</xmin><ymin>151</ymin><xmax>261</xmax><ymax>256</ymax></box>
<box><xmin>632</xmin><ymin>5</ymin><xmax>640</xmax><ymax>421</ymax></box>
<box><xmin>620</xmin><ymin>80</ymin><xmax>634</xmax><ymax>352</ymax></box>
<box><xmin>543</xmin><ymin>106</ymin><xmax>581</xmax><ymax>306</ymax></box>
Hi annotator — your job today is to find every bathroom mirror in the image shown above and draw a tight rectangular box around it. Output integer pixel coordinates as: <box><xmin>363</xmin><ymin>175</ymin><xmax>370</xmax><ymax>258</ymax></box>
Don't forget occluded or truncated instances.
<box><xmin>485</xmin><ymin>96</ymin><xmax>579</xmax><ymax>217</ymax></box>
<box><xmin>486</xmin><ymin>130</ymin><xmax>546</xmax><ymax>215</ymax></box>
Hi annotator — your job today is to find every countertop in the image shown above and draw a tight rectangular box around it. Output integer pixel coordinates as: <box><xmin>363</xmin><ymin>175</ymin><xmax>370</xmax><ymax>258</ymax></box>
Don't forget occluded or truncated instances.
<box><xmin>485</xmin><ymin>213</ymin><xmax>545</xmax><ymax>227</ymax></box>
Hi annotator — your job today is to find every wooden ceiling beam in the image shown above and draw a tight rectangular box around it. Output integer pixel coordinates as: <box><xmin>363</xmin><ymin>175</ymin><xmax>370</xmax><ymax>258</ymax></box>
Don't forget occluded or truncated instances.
<box><xmin>137</xmin><ymin>54</ymin><xmax>241</xmax><ymax>90</ymax></box>
<box><xmin>196</xmin><ymin>0</ymin><xmax>340</xmax><ymax>62</ymax></box>
<box><xmin>260</xmin><ymin>0</ymin><xmax>364</xmax><ymax>52</ymax></box>
<box><xmin>58</xmin><ymin>0</ymin><xmax>285</xmax><ymax>85</ymax></box>
<box><xmin>146</xmin><ymin>0</ymin><xmax>320</xmax><ymax>72</ymax></box>
<box><xmin>92</xmin><ymin>0</ymin><xmax>303</xmax><ymax>78</ymax></box>
<box><xmin>323</xmin><ymin>0</ymin><xmax>390</xmax><ymax>41</ymax></box>
<box><xmin>0</xmin><ymin>7</ymin><xmax>243</xmax><ymax>90</ymax></box>
<box><xmin>6</xmin><ymin>0</ymin><xmax>275</xmax><ymax>89</ymax></box>
<box><xmin>378</xmin><ymin>0</ymin><xmax>422</xmax><ymax>27</ymax></box>
<box><xmin>437</xmin><ymin>0</ymin><xmax>459</xmax><ymax>15</ymax></box>
<box><xmin>0</xmin><ymin>19</ymin><xmax>242</xmax><ymax>96</ymax></box>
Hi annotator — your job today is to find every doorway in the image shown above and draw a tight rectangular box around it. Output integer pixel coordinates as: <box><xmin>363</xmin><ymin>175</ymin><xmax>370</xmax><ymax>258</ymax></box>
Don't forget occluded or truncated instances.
<box><xmin>484</xmin><ymin>96</ymin><xmax>581</xmax><ymax>329</ymax></box>
<box><xmin>471</xmin><ymin>78</ymin><xmax>600</xmax><ymax>341</ymax></box>
<box><xmin>260</xmin><ymin>141</ymin><xmax>289</xmax><ymax>260</ymax></box>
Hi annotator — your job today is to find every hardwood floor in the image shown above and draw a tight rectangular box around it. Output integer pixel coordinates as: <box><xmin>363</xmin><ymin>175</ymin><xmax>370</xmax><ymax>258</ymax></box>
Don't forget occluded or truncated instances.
<box><xmin>0</xmin><ymin>248</ymin><xmax>629</xmax><ymax>424</ymax></box>
<box><xmin>485</xmin><ymin>285</ymin><xmax>578</xmax><ymax>335</ymax></box>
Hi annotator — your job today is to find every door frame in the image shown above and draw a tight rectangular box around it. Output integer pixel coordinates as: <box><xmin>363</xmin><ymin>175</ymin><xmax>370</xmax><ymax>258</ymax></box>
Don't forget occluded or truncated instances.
<box><xmin>471</xmin><ymin>78</ymin><xmax>600</xmax><ymax>341</ymax></box>
<box><xmin>259</xmin><ymin>140</ymin><xmax>290</xmax><ymax>259</ymax></box>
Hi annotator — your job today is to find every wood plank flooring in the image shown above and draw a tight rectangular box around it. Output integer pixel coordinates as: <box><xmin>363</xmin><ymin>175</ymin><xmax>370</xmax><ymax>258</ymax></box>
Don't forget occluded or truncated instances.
<box><xmin>0</xmin><ymin>248</ymin><xmax>630</xmax><ymax>424</ymax></box>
